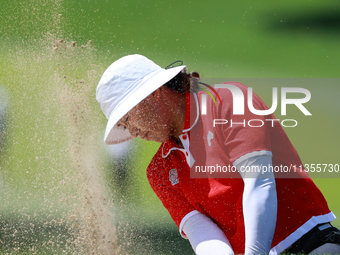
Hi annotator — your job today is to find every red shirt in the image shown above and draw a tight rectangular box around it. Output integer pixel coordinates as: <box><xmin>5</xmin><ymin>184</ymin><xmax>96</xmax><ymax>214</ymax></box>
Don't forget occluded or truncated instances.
<box><xmin>147</xmin><ymin>82</ymin><xmax>334</xmax><ymax>254</ymax></box>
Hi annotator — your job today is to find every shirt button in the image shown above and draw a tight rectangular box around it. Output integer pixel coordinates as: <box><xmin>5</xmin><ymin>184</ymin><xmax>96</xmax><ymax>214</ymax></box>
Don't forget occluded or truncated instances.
<box><xmin>182</xmin><ymin>134</ymin><xmax>187</xmax><ymax>140</ymax></box>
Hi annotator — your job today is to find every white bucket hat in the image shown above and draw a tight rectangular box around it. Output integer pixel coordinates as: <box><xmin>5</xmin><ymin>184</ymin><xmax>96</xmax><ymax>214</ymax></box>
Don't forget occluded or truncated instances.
<box><xmin>96</xmin><ymin>54</ymin><xmax>186</xmax><ymax>144</ymax></box>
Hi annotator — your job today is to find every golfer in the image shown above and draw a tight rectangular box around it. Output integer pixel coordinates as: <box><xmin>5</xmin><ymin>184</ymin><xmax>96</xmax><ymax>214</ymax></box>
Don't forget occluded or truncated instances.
<box><xmin>96</xmin><ymin>54</ymin><xmax>340</xmax><ymax>254</ymax></box>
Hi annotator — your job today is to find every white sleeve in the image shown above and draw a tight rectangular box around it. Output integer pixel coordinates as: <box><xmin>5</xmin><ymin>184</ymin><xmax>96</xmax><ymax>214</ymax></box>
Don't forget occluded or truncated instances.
<box><xmin>234</xmin><ymin>153</ymin><xmax>277</xmax><ymax>255</ymax></box>
<box><xmin>181</xmin><ymin>211</ymin><xmax>234</xmax><ymax>255</ymax></box>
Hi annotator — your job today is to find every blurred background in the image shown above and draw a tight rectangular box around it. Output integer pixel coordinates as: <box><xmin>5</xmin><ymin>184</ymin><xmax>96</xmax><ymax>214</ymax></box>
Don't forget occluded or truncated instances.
<box><xmin>0</xmin><ymin>0</ymin><xmax>339</xmax><ymax>254</ymax></box>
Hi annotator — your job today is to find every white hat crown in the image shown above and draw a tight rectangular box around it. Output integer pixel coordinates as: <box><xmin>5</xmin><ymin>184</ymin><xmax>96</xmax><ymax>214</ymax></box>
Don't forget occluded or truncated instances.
<box><xmin>96</xmin><ymin>54</ymin><xmax>161</xmax><ymax>120</ymax></box>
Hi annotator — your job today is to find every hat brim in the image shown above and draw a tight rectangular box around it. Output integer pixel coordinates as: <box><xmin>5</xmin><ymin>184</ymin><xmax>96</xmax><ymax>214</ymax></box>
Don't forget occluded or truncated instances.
<box><xmin>104</xmin><ymin>65</ymin><xmax>186</xmax><ymax>144</ymax></box>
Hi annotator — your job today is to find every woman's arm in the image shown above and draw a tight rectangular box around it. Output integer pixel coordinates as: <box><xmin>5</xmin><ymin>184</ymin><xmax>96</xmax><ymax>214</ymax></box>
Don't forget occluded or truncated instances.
<box><xmin>234</xmin><ymin>154</ymin><xmax>277</xmax><ymax>255</ymax></box>
<box><xmin>182</xmin><ymin>210</ymin><xmax>234</xmax><ymax>255</ymax></box>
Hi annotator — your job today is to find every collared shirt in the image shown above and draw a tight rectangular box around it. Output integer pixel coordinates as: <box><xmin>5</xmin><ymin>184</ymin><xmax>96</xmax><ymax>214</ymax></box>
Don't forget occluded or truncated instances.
<box><xmin>146</xmin><ymin>82</ymin><xmax>334</xmax><ymax>254</ymax></box>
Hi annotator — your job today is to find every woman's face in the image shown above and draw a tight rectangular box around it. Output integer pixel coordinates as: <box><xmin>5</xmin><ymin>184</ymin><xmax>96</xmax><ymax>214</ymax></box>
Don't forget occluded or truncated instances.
<box><xmin>117</xmin><ymin>92</ymin><xmax>174</xmax><ymax>143</ymax></box>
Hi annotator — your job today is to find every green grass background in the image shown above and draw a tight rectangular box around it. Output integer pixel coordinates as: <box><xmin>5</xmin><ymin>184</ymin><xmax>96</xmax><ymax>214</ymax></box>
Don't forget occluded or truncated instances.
<box><xmin>0</xmin><ymin>0</ymin><xmax>339</xmax><ymax>254</ymax></box>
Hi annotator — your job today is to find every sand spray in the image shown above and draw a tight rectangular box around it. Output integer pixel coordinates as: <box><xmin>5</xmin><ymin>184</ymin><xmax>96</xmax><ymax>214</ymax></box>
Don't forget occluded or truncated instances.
<box><xmin>0</xmin><ymin>1</ymin><xmax>123</xmax><ymax>253</ymax></box>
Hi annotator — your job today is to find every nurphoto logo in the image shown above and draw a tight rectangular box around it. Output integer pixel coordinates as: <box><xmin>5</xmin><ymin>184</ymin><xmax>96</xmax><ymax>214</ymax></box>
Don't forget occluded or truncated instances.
<box><xmin>200</xmin><ymin>84</ymin><xmax>312</xmax><ymax>128</ymax></box>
